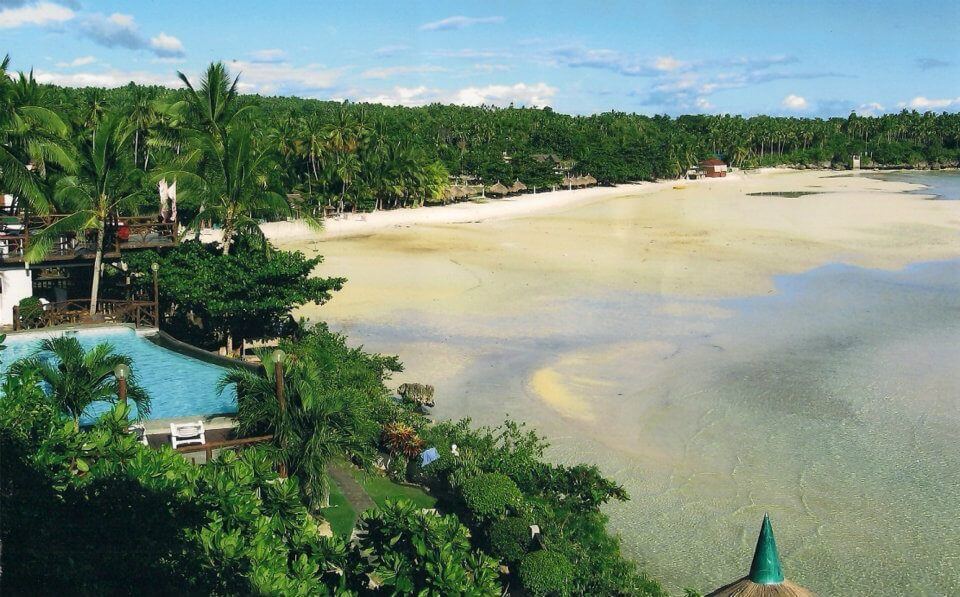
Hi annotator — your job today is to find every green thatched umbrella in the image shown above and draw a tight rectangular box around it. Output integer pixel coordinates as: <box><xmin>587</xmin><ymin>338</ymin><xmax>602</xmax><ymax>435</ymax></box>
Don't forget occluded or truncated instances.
<box><xmin>487</xmin><ymin>181</ymin><xmax>510</xmax><ymax>196</ymax></box>
<box><xmin>707</xmin><ymin>515</ymin><xmax>815</xmax><ymax>597</ymax></box>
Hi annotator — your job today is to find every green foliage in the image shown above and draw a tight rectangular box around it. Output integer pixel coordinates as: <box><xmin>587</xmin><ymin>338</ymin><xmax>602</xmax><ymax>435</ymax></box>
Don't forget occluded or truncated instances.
<box><xmin>519</xmin><ymin>550</ymin><xmax>575</xmax><ymax>596</ymax></box>
<box><xmin>8</xmin><ymin>335</ymin><xmax>150</xmax><ymax>429</ymax></box>
<box><xmin>224</xmin><ymin>325</ymin><xmax>403</xmax><ymax>511</ymax></box>
<box><xmin>486</xmin><ymin>516</ymin><xmax>533</xmax><ymax>564</ymax></box>
<box><xmin>459</xmin><ymin>472</ymin><xmax>523</xmax><ymax>522</ymax></box>
<box><xmin>0</xmin><ymin>387</ymin><xmax>359</xmax><ymax>595</ymax></box>
<box><xmin>124</xmin><ymin>239</ymin><xmax>344</xmax><ymax>349</ymax></box>
<box><xmin>535</xmin><ymin>463</ymin><xmax>630</xmax><ymax>511</ymax></box>
<box><xmin>357</xmin><ymin>499</ymin><xmax>502</xmax><ymax>595</ymax></box>
<box><xmin>16</xmin><ymin>296</ymin><xmax>43</xmax><ymax>326</ymax></box>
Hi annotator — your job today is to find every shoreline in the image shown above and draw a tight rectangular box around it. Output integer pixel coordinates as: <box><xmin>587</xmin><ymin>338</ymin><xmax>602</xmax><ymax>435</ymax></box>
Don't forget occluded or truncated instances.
<box><xmin>219</xmin><ymin>168</ymin><xmax>777</xmax><ymax>245</ymax></box>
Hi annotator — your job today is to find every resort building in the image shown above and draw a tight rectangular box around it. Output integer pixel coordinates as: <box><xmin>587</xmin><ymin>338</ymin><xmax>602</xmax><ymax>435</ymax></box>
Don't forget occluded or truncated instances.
<box><xmin>707</xmin><ymin>515</ymin><xmax>814</xmax><ymax>596</ymax></box>
<box><xmin>700</xmin><ymin>158</ymin><xmax>728</xmax><ymax>178</ymax></box>
<box><xmin>0</xmin><ymin>188</ymin><xmax>178</xmax><ymax>328</ymax></box>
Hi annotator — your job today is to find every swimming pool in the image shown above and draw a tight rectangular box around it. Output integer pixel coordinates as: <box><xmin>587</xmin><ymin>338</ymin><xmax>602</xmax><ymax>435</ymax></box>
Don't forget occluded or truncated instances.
<box><xmin>1</xmin><ymin>326</ymin><xmax>237</xmax><ymax>421</ymax></box>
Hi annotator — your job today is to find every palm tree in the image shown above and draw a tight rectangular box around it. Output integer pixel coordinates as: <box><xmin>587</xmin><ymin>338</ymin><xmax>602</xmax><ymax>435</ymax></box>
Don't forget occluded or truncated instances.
<box><xmin>26</xmin><ymin>112</ymin><xmax>143</xmax><ymax>315</ymax></box>
<box><xmin>0</xmin><ymin>56</ymin><xmax>75</xmax><ymax>215</ymax></box>
<box><xmin>9</xmin><ymin>335</ymin><xmax>150</xmax><ymax>431</ymax></box>
<box><xmin>169</xmin><ymin>63</ymin><xmax>286</xmax><ymax>253</ymax></box>
<box><xmin>221</xmin><ymin>353</ymin><xmax>377</xmax><ymax>510</ymax></box>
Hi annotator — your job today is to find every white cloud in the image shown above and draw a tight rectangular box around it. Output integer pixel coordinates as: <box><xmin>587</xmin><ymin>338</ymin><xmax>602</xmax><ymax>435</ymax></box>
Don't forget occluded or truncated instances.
<box><xmin>56</xmin><ymin>55</ymin><xmax>96</xmax><ymax>67</ymax></box>
<box><xmin>0</xmin><ymin>1</ymin><xmax>73</xmax><ymax>29</ymax></box>
<box><xmin>79</xmin><ymin>12</ymin><xmax>185</xmax><ymax>57</ymax></box>
<box><xmin>695</xmin><ymin>97</ymin><xmax>714</xmax><ymax>111</ymax></box>
<box><xmin>856</xmin><ymin>102</ymin><xmax>885</xmax><ymax>116</ymax></box>
<box><xmin>902</xmin><ymin>96</ymin><xmax>960</xmax><ymax>110</ymax></box>
<box><xmin>654</xmin><ymin>56</ymin><xmax>685</xmax><ymax>72</ymax></box>
<box><xmin>373</xmin><ymin>44</ymin><xmax>409</xmax><ymax>57</ymax></box>
<box><xmin>420</xmin><ymin>15</ymin><xmax>504</xmax><ymax>31</ymax></box>
<box><xmin>249</xmin><ymin>48</ymin><xmax>286</xmax><ymax>63</ymax></box>
<box><xmin>360</xmin><ymin>65</ymin><xmax>447</xmax><ymax>79</ymax></box>
<box><xmin>227</xmin><ymin>60</ymin><xmax>342</xmax><ymax>95</ymax></box>
<box><xmin>781</xmin><ymin>94</ymin><xmax>809</xmax><ymax>110</ymax></box>
<box><xmin>361</xmin><ymin>82</ymin><xmax>555</xmax><ymax>108</ymax></box>
<box><xmin>33</xmin><ymin>67</ymin><xmax>181</xmax><ymax>88</ymax></box>
<box><xmin>150</xmin><ymin>32</ymin><xmax>185</xmax><ymax>57</ymax></box>
<box><xmin>474</xmin><ymin>63</ymin><xmax>511</xmax><ymax>73</ymax></box>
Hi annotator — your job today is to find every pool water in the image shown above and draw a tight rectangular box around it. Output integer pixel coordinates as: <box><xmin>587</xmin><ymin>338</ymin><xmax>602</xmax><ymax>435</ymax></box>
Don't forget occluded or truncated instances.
<box><xmin>1</xmin><ymin>326</ymin><xmax>237</xmax><ymax>421</ymax></box>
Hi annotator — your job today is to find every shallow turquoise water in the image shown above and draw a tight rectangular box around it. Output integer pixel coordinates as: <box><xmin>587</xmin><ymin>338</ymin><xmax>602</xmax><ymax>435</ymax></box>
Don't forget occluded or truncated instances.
<box><xmin>1</xmin><ymin>327</ymin><xmax>236</xmax><ymax>421</ymax></box>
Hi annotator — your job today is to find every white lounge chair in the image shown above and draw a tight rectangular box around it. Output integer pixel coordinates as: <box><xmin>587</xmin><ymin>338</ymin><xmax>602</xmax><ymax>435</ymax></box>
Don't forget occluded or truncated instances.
<box><xmin>128</xmin><ymin>424</ymin><xmax>149</xmax><ymax>446</ymax></box>
<box><xmin>170</xmin><ymin>421</ymin><xmax>206</xmax><ymax>449</ymax></box>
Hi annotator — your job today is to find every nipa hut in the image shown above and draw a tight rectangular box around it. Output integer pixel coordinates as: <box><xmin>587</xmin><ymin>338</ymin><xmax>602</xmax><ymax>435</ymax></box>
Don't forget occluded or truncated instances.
<box><xmin>487</xmin><ymin>181</ymin><xmax>510</xmax><ymax>197</ymax></box>
<box><xmin>510</xmin><ymin>180</ymin><xmax>527</xmax><ymax>194</ymax></box>
<box><xmin>706</xmin><ymin>515</ymin><xmax>814</xmax><ymax>597</ymax></box>
<box><xmin>583</xmin><ymin>174</ymin><xmax>598</xmax><ymax>186</ymax></box>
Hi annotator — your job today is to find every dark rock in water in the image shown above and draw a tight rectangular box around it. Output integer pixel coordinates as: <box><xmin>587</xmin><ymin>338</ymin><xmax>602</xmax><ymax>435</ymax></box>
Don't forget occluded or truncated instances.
<box><xmin>398</xmin><ymin>382</ymin><xmax>435</xmax><ymax>407</ymax></box>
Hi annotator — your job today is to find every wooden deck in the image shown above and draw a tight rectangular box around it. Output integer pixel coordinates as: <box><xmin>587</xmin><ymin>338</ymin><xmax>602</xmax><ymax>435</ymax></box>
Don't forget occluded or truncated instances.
<box><xmin>0</xmin><ymin>213</ymin><xmax>178</xmax><ymax>264</ymax></box>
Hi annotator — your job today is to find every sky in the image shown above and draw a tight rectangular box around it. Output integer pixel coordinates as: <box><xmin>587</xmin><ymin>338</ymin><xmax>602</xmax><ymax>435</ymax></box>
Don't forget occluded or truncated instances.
<box><xmin>3</xmin><ymin>0</ymin><xmax>960</xmax><ymax>117</ymax></box>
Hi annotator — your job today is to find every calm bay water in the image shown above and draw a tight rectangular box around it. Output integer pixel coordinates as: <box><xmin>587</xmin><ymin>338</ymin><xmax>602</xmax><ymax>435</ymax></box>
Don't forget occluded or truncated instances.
<box><xmin>869</xmin><ymin>169</ymin><xmax>960</xmax><ymax>200</ymax></box>
<box><xmin>314</xmin><ymin>171</ymin><xmax>960</xmax><ymax>595</ymax></box>
<box><xmin>337</xmin><ymin>258</ymin><xmax>960</xmax><ymax>595</ymax></box>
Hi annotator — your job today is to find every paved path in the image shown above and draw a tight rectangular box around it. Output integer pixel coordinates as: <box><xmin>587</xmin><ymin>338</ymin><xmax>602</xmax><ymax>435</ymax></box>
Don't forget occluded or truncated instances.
<box><xmin>328</xmin><ymin>464</ymin><xmax>375</xmax><ymax>514</ymax></box>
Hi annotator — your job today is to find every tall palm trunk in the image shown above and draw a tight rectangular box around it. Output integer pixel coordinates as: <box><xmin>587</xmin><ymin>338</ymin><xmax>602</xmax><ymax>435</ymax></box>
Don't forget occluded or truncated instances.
<box><xmin>89</xmin><ymin>223</ymin><xmax>106</xmax><ymax>316</ymax></box>
<box><xmin>221</xmin><ymin>204</ymin><xmax>235</xmax><ymax>255</ymax></box>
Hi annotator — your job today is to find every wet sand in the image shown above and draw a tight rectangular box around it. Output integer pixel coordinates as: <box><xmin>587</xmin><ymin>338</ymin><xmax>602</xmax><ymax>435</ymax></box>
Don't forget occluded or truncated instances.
<box><xmin>278</xmin><ymin>169</ymin><xmax>960</xmax><ymax>594</ymax></box>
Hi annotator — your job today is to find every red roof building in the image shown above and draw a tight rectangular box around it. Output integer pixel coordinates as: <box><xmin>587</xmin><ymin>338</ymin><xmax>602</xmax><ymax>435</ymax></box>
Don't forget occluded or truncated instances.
<box><xmin>699</xmin><ymin>158</ymin><xmax>728</xmax><ymax>178</ymax></box>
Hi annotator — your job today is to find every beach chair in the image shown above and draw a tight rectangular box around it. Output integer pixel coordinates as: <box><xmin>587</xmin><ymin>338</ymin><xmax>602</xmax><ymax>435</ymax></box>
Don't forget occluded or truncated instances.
<box><xmin>170</xmin><ymin>421</ymin><xmax>206</xmax><ymax>449</ymax></box>
<box><xmin>128</xmin><ymin>424</ymin><xmax>149</xmax><ymax>446</ymax></box>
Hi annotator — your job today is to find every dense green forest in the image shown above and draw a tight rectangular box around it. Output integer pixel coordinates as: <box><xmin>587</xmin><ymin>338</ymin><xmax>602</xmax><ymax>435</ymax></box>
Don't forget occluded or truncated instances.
<box><xmin>5</xmin><ymin>56</ymin><xmax>960</xmax><ymax>224</ymax></box>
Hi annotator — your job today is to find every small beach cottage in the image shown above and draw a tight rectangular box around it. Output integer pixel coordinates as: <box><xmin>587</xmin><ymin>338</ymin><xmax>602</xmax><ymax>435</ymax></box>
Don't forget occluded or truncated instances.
<box><xmin>700</xmin><ymin>158</ymin><xmax>728</xmax><ymax>178</ymax></box>
<box><xmin>706</xmin><ymin>515</ymin><xmax>814</xmax><ymax>596</ymax></box>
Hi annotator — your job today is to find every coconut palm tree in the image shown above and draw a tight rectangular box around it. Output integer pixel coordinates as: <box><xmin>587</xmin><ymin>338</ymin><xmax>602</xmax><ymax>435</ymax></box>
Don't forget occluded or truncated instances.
<box><xmin>0</xmin><ymin>56</ymin><xmax>75</xmax><ymax>215</ymax></box>
<box><xmin>26</xmin><ymin>112</ymin><xmax>144</xmax><ymax>314</ymax></box>
<box><xmin>168</xmin><ymin>63</ymin><xmax>288</xmax><ymax>253</ymax></box>
<box><xmin>9</xmin><ymin>335</ymin><xmax>150</xmax><ymax>431</ymax></box>
<box><xmin>221</xmin><ymin>353</ymin><xmax>377</xmax><ymax>510</ymax></box>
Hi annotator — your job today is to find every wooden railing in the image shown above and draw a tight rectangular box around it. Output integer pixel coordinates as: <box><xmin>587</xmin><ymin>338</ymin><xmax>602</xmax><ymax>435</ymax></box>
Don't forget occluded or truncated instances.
<box><xmin>175</xmin><ymin>435</ymin><xmax>274</xmax><ymax>464</ymax></box>
<box><xmin>12</xmin><ymin>299</ymin><xmax>159</xmax><ymax>331</ymax></box>
<box><xmin>0</xmin><ymin>212</ymin><xmax>177</xmax><ymax>262</ymax></box>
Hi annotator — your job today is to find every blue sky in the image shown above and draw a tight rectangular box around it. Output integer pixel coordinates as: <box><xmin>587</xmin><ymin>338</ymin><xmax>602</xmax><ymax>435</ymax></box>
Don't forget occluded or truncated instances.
<box><xmin>3</xmin><ymin>0</ymin><xmax>959</xmax><ymax>116</ymax></box>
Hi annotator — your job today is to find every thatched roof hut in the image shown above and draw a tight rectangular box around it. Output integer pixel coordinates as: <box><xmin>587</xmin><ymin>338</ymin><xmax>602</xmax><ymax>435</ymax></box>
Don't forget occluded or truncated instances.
<box><xmin>583</xmin><ymin>174</ymin><xmax>598</xmax><ymax>186</ymax></box>
<box><xmin>487</xmin><ymin>181</ymin><xmax>510</xmax><ymax>196</ymax></box>
<box><xmin>510</xmin><ymin>180</ymin><xmax>527</xmax><ymax>193</ymax></box>
<box><xmin>707</xmin><ymin>515</ymin><xmax>815</xmax><ymax>597</ymax></box>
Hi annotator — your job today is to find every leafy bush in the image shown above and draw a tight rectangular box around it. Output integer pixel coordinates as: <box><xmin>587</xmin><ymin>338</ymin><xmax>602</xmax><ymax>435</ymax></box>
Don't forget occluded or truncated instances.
<box><xmin>459</xmin><ymin>472</ymin><xmax>522</xmax><ymax>522</ymax></box>
<box><xmin>519</xmin><ymin>550</ymin><xmax>574</xmax><ymax>596</ymax></box>
<box><xmin>16</xmin><ymin>296</ymin><xmax>43</xmax><ymax>325</ymax></box>
<box><xmin>357</xmin><ymin>499</ymin><xmax>501</xmax><ymax>594</ymax></box>
<box><xmin>486</xmin><ymin>516</ymin><xmax>532</xmax><ymax>563</ymax></box>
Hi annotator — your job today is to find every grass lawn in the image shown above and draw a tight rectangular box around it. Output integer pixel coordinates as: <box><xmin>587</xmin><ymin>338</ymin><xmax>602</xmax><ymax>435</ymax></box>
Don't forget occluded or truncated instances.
<box><xmin>320</xmin><ymin>479</ymin><xmax>357</xmax><ymax>536</ymax></box>
<box><xmin>351</xmin><ymin>469</ymin><xmax>437</xmax><ymax>510</ymax></box>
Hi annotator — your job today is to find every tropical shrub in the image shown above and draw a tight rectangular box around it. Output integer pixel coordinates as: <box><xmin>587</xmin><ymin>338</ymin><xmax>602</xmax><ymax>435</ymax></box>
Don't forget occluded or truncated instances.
<box><xmin>356</xmin><ymin>499</ymin><xmax>502</xmax><ymax>595</ymax></box>
<box><xmin>16</xmin><ymin>296</ymin><xmax>43</xmax><ymax>325</ymax></box>
<box><xmin>459</xmin><ymin>472</ymin><xmax>523</xmax><ymax>522</ymax></box>
<box><xmin>519</xmin><ymin>550</ymin><xmax>575</xmax><ymax>596</ymax></box>
<box><xmin>381</xmin><ymin>421</ymin><xmax>425</xmax><ymax>458</ymax></box>
<box><xmin>486</xmin><ymin>515</ymin><xmax>533</xmax><ymax>564</ymax></box>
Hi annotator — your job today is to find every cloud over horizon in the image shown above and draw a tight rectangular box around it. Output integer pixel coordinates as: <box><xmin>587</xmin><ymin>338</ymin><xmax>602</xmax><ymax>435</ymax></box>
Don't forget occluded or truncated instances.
<box><xmin>420</xmin><ymin>15</ymin><xmax>504</xmax><ymax>32</ymax></box>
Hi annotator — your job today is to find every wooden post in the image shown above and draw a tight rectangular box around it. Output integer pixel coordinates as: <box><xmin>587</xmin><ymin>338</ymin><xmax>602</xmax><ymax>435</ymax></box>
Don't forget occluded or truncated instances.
<box><xmin>118</xmin><ymin>377</ymin><xmax>127</xmax><ymax>403</ymax></box>
<box><xmin>12</xmin><ymin>305</ymin><xmax>19</xmax><ymax>331</ymax></box>
<box><xmin>275</xmin><ymin>356</ymin><xmax>287</xmax><ymax>478</ymax></box>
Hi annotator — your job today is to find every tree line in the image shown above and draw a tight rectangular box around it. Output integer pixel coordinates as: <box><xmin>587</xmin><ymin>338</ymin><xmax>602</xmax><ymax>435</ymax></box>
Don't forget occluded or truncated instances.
<box><xmin>6</xmin><ymin>55</ymin><xmax>960</xmax><ymax>229</ymax></box>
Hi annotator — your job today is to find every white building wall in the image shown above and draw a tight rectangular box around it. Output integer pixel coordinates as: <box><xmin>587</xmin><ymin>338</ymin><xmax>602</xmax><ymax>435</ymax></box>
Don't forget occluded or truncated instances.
<box><xmin>0</xmin><ymin>269</ymin><xmax>33</xmax><ymax>326</ymax></box>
